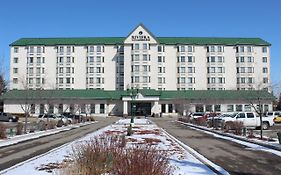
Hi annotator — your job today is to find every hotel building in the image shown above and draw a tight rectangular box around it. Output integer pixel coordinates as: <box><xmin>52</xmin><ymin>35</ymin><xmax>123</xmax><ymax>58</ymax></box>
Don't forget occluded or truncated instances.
<box><xmin>2</xmin><ymin>24</ymin><xmax>274</xmax><ymax>116</ymax></box>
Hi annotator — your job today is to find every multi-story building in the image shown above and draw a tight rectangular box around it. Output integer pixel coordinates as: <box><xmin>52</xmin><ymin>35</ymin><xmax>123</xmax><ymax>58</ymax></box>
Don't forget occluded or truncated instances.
<box><xmin>3</xmin><ymin>24</ymin><xmax>273</xmax><ymax>117</ymax></box>
<box><xmin>10</xmin><ymin>24</ymin><xmax>271</xmax><ymax>91</ymax></box>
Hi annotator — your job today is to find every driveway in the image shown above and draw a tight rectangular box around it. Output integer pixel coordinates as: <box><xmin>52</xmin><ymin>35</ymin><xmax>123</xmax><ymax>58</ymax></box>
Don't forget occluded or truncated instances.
<box><xmin>151</xmin><ymin>116</ymin><xmax>281</xmax><ymax>175</ymax></box>
<box><xmin>0</xmin><ymin>116</ymin><xmax>119</xmax><ymax>171</ymax></box>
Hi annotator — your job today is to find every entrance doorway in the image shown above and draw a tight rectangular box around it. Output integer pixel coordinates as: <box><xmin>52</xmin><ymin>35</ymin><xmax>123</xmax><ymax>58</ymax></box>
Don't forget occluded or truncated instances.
<box><xmin>130</xmin><ymin>102</ymin><xmax>151</xmax><ymax>116</ymax></box>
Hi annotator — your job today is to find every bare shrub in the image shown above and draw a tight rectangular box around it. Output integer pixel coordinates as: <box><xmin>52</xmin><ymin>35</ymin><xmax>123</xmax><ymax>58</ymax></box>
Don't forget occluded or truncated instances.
<box><xmin>193</xmin><ymin>117</ymin><xmax>207</xmax><ymax>126</ymax></box>
<box><xmin>58</xmin><ymin>135</ymin><xmax>173</xmax><ymax>175</ymax></box>
<box><xmin>38</xmin><ymin>121</ymin><xmax>47</xmax><ymax>131</ymax></box>
<box><xmin>47</xmin><ymin>120</ymin><xmax>57</xmax><ymax>130</ymax></box>
<box><xmin>0</xmin><ymin>123</ymin><xmax>7</xmax><ymax>139</ymax></box>
<box><xmin>16</xmin><ymin>122</ymin><xmax>24</xmax><ymax>135</ymax></box>
<box><xmin>224</xmin><ymin>121</ymin><xmax>243</xmax><ymax>135</ymax></box>
<box><xmin>178</xmin><ymin>117</ymin><xmax>190</xmax><ymax>123</ymax></box>
<box><xmin>56</xmin><ymin>120</ymin><xmax>64</xmax><ymax>127</ymax></box>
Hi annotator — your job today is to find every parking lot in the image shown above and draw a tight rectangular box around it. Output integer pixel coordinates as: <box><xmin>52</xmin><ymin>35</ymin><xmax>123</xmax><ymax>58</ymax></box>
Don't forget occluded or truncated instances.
<box><xmin>253</xmin><ymin>123</ymin><xmax>281</xmax><ymax>138</ymax></box>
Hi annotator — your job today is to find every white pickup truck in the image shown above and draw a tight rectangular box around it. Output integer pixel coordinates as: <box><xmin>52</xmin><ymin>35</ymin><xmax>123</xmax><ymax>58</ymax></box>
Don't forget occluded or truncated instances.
<box><xmin>222</xmin><ymin>112</ymin><xmax>274</xmax><ymax>130</ymax></box>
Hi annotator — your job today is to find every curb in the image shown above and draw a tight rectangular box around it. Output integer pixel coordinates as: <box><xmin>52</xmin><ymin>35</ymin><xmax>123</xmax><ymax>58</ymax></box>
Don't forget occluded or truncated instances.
<box><xmin>177</xmin><ymin>121</ymin><xmax>281</xmax><ymax>152</ymax></box>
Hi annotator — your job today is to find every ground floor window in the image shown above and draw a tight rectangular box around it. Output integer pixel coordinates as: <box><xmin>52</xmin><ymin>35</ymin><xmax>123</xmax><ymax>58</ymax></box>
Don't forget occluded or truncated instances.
<box><xmin>236</xmin><ymin>105</ymin><xmax>243</xmax><ymax>111</ymax></box>
<box><xmin>168</xmin><ymin>104</ymin><xmax>173</xmax><ymax>113</ymax></box>
<box><xmin>40</xmin><ymin>104</ymin><xmax>44</xmax><ymax>114</ymax></box>
<box><xmin>264</xmin><ymin>104</ymin><xmax>269</xmax><ymax>112</ymax></box>
<box><xmin>244</xmin><ymin>105</ymin><xmax>251</xmax><ymax>112</ymax></box>
<box><xmin>205</xmin><ymin>105</ymin><xmax>212</xmax><ymax>112</ymax></box>
<box><xmin>81</xmin><ymin>104</ymin><xmax>86</xmax><ymax>114</ymax></box>
<box><xmin>49</xmin><ymin>104</ymin><xmax>54</xmax><ymax>113</ymax></box>
<box><xmin>214</xmin><ymin>105</ymin><xmax>221</xmax><ymax>112</ymax></box>
<box><xmin>227</xmin><ymin>105</ymin><xmax>234</xmax><ymax>112</ymax></box>
<box><xmin>90</xmin><ymin>104</ymin><xmax>95</xmax><ymax>114</ymax></box>
<box><xmin>161</xmin><ymin>104</ymin><xmax>165</xmax><ymax>113</ymax></box>
<box><xmin>195</xmin><ymin>105</ymin><xmax>203</xmax><ymax>112</ymax></box>
<box><xmin>31</xmin><ymin>104</ymin><xmax>35</xmax><ymax>114</ymax></box>
<box><xmin>58</xmin><ymin>104</ymin><xmax>63</xmax><ymax>113</ymax></box>
<box><xmin>100</xmin><ymin>104</ymin><xmax>105</xmax><ymax>114</ymax></box>
<box><xmin>70</xmin><ymin>104</ymin><xmax>74</xmax><ymax>113</ymax></box>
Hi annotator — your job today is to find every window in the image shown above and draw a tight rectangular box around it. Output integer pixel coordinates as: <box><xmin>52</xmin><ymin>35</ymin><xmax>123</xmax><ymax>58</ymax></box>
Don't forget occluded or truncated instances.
<box><xmin>135</xmin><ymin>76</ymin><xmax>139</xmax><ymax>83</ymax></box>
<box><xmin>66</xmin><ymin>78</ymin><xmax>71</xmax><ymax>84</ymax></box>
<box><xmin>134</xmin><ymin>44</ymin><xmax>139</xmax><ymax>50</ymax></box>
<box><xmin>59</xmin><ymin>46</ymin><xmax>64</xmax><ymax>53</ymax></box>
<box><xmin>66</xmin><ymin>67</ymin><xmax>71</xmax><ymax>73</ymax></box>
<box><xmin>240</xmin><ymin>46</ymin><xmax>244</xmax><ymax>53</ymax></box>
<box><xmin>29</xmin><ymin>57</ymin><xmax>34</xmax><ymax>63</ymax></box>
<box><xmin>188</xmin><ymin>46</ymin><xmax>193</xmax><ymax>52</ymax></box>
<box><xmin>215</xmin><ymin>105</ymin><xmax>221</xmax><ymax>112</ymax></box>
<box><xmin>37</xmin><ymin>47</ymin><xmax>41</xmax><ymax>53</ymax></box>
<box><xmin>143</xmin><ymin>76</ymin><xmax>148</xmax><ymax>83</ymax></box>
<box><xmin>36</xmin><ymin>57</ymin><xmax>40</xmax><ymax>64</ymax></box>
<box><xmin>188</xmin><ymin>56</ymin><xmax>193</xmax><ymax>62</ymax></box>
<box><xmin>187</xmin><ymin>67</ymin><xmax>194</xmax><ymax>73</ymax></box>
<box><xmin>217</xmin><ymin>77</ymin><xmax>225</xmax><ymax>84</ymax></box>
<box><xmin>262</xmin><ymin>57</ymin><xmax>267</xmax><ymax>63</ymax></box>
<box><xmin>227</xmin><ymin>105</ymin><xmax>234</xmax><ymax>112</ymax></box>
<box><xmin>133</xmin><ymin>54</ymin><xmax>139</xmax><ymax>61</ymax></box>
<box><xmin>240</xmin><ymin>57</ymin><xmax>244</xmax><ymax>62</ymax></box>
<box><xmin>28</xmin><ymin>78</ymin><xmax>33</xmax><ymax>84</ymax></box>
<box><xmin>158</xmin><ymin>45</ymin><xmax>164</xmax><ymax>52</ymax></box>
<box><xmin>89</xmin><ymin>46</ymin><xmax>94</xmax><ymax>52</ymax></box>
<box><xmin>13</xmin><ymin>78</ymin><xmax>18</xmax><ymax>84</ymax></box>
<box><xmin>143</xmin><ymin>54</ymin><xmax>148</xmax><ymax>61</ymax></box>
<box><xmin>36</xmin><ymin>78</ymin><xmax>40</xmax><ymax>84</ymax></box>
<box><xmin>29</xmin><ymin>47</ymin><xmax>34</xmax><ymax>53</ymax></box>
<box><xmin>59</xmin><ymin>67</ymin><xmax>63</xmax><ymax>73</ymax></box>
<box><xmin>96</xmin><ymin>46</ymin><xmax>102</xmax><ymax>52</ymax></box>
<box><xmin>236</xmin><ymin>105</ymin><xmax>242</xmax><ymax>111</ymax></box>
<box><xmin>180</xmin><ymin>46</ymin><xmax>185</xmax><ymax>52</ymax></box>
<box><xmin>187</xmin><ymin>77</ymin><xmax>194</xmax><ymax>83</ymax></box>
<box><xmin>67</xmin><ymin>46</ymin><xmax>71</xmax><ymax>53</ymax></box>
<box><xmin>217</xmin><ymin>67</ymin><xmax>224</xmax><ymax>73</ymax></box>
<box><xmin>29</xmin><ymin>67</ymin><xmax>34</xmax><ymax>74</ymax></box>
<box><xmin>59</xmin><ymin>78</ymin><xmax>63</xmax><ymax>84</ymax></box>
<box><xmin>14</xmin><ymin>47</ymin><xmax>19</xmax><ymax>53</ymax></box>
<box><xmin>247</xmin><ymin>46</ymin><xmax>252</xmax><ymax>53</ymax></box>
<box><xmin>89</xmin><ymin>77</ymin><xmax>94</xmax><ymax>84</ymax></box>
<box><xmin>263</xmin><ymin>77</ymin><xmax>268</xmax><ymax>83</ymax></box>
<box><xmin>263</xmin><ymin>67</ymin><xmax>268</xmax><ymax>73</ymax></box>
<box><xmin>36</xmin><ymin>68</ymin><xmax>40</xmax><ymax>74</ymax></box>
<box><xmin>180</xmin><ymin>56</ymin><xmax>185</xmax><ymax>62</ymax></box>
<box><xmin>248</xmin><ymin>77</ymin><xmax>254</xmax><ymax>84</ymax></box>
<box><xmin>100</xmin><ymin>104</ymin><xmax>105</xmax><ymax>114</ymax></box>
<box><xmin>244</xmin><ymin>105</ymin><xmax>251</xmax><ymax>112</ymax></box>
<box><xmin>210</xmin><ymin>46</ymin><xmax>215</xmax><ymax>52</ymax></box>
<box><xmin>208</xmin><ymin>67</ymin><xmax>215</xmax><ymax>73</ymax></box>
<box><xmin>66</xmin><ymin>57</ymin><xmax>71</xmax><ymax>63</ymax></box>
<box><xmin>248</xmin><ymin>67</ymin><xmax>254</xmax><ymax>73</ymax></box>
<box><xmin>13</xmin><ymin>68</ymin><xmax>18</xmax><ymax>74</ymax></box>
<box><xmin>88</xmin><ymin>56</ymin><xmax>94</xmax><ymax>63</ymax></box>
<box><xmin>217</xmin><ymin>56</ymin><xmax>224</xmax><ymax>63</ymax></box>
<box><xmin>217</xmin><ymin>46</ymin><xmax>223</xmax><ymax>52</ymax></box>
<box><xmin>143</xmin><ymin>43</ymin><xmax>148</xmax><ymax>50</ymax></box>
<box><xmin>13</xmin><ymin>57</ymin><xmax>18</xmax><ymax>63</ymax></box>
<box><xmin>262</xmin><ymin>47</ymin><xmax>267</xmax><ymax>53</ymax></box>
<box><xmin>247</xmin><ymin>57</ymin><xmax>253</xmax><ymax>62</ymax></box>
<box><xmin>90</xmin><ymin>104</ymin><xmax>95</xmax><ymax>113</ymax></box>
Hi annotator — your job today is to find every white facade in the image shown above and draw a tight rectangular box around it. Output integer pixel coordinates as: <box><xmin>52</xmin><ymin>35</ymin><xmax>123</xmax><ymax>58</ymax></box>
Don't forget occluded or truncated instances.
<box><xmin>9</xmin><ymin>24</ymin><xmax>271</xmax><ymax>92</ymax></box>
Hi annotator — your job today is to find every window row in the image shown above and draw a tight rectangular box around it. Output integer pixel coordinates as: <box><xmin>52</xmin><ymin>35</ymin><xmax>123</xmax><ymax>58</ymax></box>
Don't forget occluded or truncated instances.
<box><xmin>236</xmin><ymin>77</ymin><xmax>255</xmax><ymax>84</ymax></box>
<box><xmin>86</xmin><ymin>45</ymin><xmax>105</xmax><ymax>53</ymax></box>
<box><xmin>57</xmin><ymin>57</ymin><xmax>75</xmax><ymax>63</ymax></box>
<box><xmin>132</xmin><ymin>43</ymin><xmax>150</xmax><ymax>50</ymax></box>
<box><xmin>158</xmin><ymin>77</ymin><xmax>166</xmax><ymax>84</ymax></box>
<box><xmin>177</xmin><ymin>77</ymin><xmax>195</xmax><ymax>84</ymax></box>
<box><xmin>207</xmin><ymin>67</ymin><xmax>225</xmax><ymax>73</ymax></box>
<box><xmin>177</xmin><ymin>45</ymin><xmax>194</xmax><ymax>53</ymax></box>
<box><xmin>26</xmin><ymin>46</ymin><xmax>45</xmax><ymax>54</ymax></box>
<box><xmin>87</xmin><ymin>67</ymin><xmax>104</xmax><ymax>73</ymax></box>
<box><xmin>207</xmin><ymin>56</ymin><xmax>225</xmax><ymax>63</ymax></box>
<box><xmin>177</xmin><ymin>67</ymin><xmax>195</xmax><ymax>73</ymax></box>
<box><xmin>57</xmin><ymin>46</ymin><xmax>75</xmax><ymax>53</ymax></box>
<box><xmin>207</xmin><ymin>77</ymin><xmax>225</xmax><ymax>84</ymax></box>
<box><xmin>56</xmin><ymin>77</ymin><xmax>75</xmax><ymax>84</ymax></box>
<box><xmin>236</xmin><ymin>67</ymin><xmax>254</xmax><ymax>73</ymax></box>
<box><xmin>27</xmin><ymin>67</ymin><xmax>45</xmax><ymax>74</ymax></box>
<box><xmin>131</xmin><ymin>76</ymin><xmax>151</xmax><ymax>83</ymax></box>
<box><xmin>27</xmin><ymin>57</ymin><xmax>45</xmax><ymax>64</ymax></box>
<box><xmin>131</xmin><ymin>65</ymin><xmax>151</xmax><ymax>72</ymax></box>
<box><xmin>131</xmin><ymin>54</ymin><xmax>150</xmax><ymax>61</ymax></box>
<box><xmin>56</xmin><ymin>67</ymin><xmax>75</xmax><ymax>74</ymax></box>
<box><xmin>236</xmin><ymin>56</ymin><xmax>254</xmax><ymax>63</ymax></box>
<box><xmin>87</xmin><ymin>56</ymin><xmax>105</xmax><ymax>63</ymax></box>
<box><xmin>177</xmin><ymin>56</ymin><xmax>195</xmax><ymax>63</ymax></box>
<box><xmin>206</xmin><ymin>46</ymin><xmax>224</xmax><ymax>53</ymax></box>
<box><xmin>235</xmin><ymin>46</ymin><xmax>268</xmax><ymax>53</ymax></box>
<box><xmin>87</xmin><ymin>77</ymin><xmax>104</xmax><ymax>84</ymax></box>
<box><xmin>27</xmin><ymin>78</ymin><xmax>45</xmax><ymax>85</ymax></box>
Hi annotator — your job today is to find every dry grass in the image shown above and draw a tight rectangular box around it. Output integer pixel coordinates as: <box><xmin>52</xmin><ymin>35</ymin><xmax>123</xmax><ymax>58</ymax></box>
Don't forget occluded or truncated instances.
<box><xmin>0</xmin><ymin>123</ymin><xmax>7</xmax><ymax>139</ymax></box>
<box><xmin>224</xmin><ymin>121</ymin><xmax>244</xmax><ymax>135</ymax></box>
<box><xmin>16</xmin><ymin>122</ymin><xmax>24</xmax><ymax>135</ymax></box>
<box><xmin>57</xmin><ymin>135</ymin><xmax>173</xmax><ymax>175</ymax></box>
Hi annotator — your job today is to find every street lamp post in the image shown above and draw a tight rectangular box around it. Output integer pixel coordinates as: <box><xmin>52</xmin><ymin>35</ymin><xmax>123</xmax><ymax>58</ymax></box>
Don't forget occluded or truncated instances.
<box><xmin>130</xmin><ymin>87</ymin><xmax>139</xmax><ymax>124</ymax></box>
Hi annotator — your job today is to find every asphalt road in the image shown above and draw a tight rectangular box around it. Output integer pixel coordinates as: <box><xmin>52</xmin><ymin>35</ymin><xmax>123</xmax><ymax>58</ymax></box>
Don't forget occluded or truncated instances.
<box><xmin>151</xmin><ymin>117</ymin><xmax>281</xmax><ymax>175</ymax></box>
<box><xmin>0</xmin><ymin>116</ymin><xmax>119</xmax><ymax>171</ymax></box>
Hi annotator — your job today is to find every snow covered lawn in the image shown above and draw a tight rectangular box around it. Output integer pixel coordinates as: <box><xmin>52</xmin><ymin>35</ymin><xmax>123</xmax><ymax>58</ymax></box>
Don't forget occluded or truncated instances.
<box><xmin>0</xmin><ymin>119</ymin><xmax>228</xmax><ymax>175</ymax></box>
<box><xmin>0</xmin><ymin>121</ymin><xmax>96</xmax><ymax>148</ymax></box>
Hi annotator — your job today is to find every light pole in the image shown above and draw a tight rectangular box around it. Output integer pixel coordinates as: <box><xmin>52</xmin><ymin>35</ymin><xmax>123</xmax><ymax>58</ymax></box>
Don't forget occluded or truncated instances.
<box><xmin>130</xmin><ymin>87</ymin><xmax>139</xmax><ymax>124</ymax></box>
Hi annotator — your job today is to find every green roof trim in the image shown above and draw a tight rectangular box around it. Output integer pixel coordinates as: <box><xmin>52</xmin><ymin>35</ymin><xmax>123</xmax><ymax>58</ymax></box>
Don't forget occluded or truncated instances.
<box><xmin>10</xmin><ymin>37</ymin><xmax>271</xmax><ymax>46</ymax></box>
<box><xmin>1</xmin><ymin>90</ymin><xmax>275</xmax><ymax>101</ymax></box>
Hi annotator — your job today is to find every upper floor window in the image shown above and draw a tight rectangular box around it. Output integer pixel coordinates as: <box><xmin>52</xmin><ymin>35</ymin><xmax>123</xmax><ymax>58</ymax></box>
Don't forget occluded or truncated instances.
<box><xmin>247</xmin><ymin>46</ymin><xmax>252</xmax><ymax>53</ymax></box>
<box><xmin>188</xmin><ymin>46</ymin><xmax>193</xmax><ymax>52</ymax></box>
<box><xmin>263</xmin><ymin>67</ymin><xmax>268</xmax><ymax>73</ymax></box>
<box><xmin>13</xmin><ymin>78</ymin><xmax>18</xmax><ymax>84</ymax></box>
<box><xmin>29</xmin><ymin>47</ymin><xmax>34</xmax><ymax>53</ymax></box>
<box><xmin>240</xmin><ymin>46</ymin><xmax>244</xmax><ymax>53</ymax></box>
<box><xmin>67</xmin><ymin>46</ymin><xmax>71</xmax><ymax>53</ymax></box>
<box><xmin>158</xmin><ymin>45</ymin><xmax>165</xmax><ymax>52</ymax></box>
<box><xmin>13</xmin><ymin>57</ymin><xmax>18</xmax><ymax>63</ymax></box>
<box><xmin>97</xmin><ymin>46</ymin><xmax>102</xmax><ymax>52</ymax></box>
<box><xmin>217</xmin><ymin>46</ymin><xmax>223</xmax><ymax>52</ymax></box>
<box><xmin>134</xmin><ymin>44</ymin><xmax>139</xmax><ymax>50</ymax></box>
<box><xmin>262</xmin><ymin>47</ymin><xmax>267</xmax><ymax>53</ymax></box>
<box><xmin>14</xmin><ymin>47</ymin><xmax>19</xmax><ymax>53</ymax></box>
<box><xmin>262</xmin><ymin>57</ymin><xmax>267</xmax><ymax>63</ymax></box>
<box><xmin>37</xmin><ymin>47</ymin><xmax>41</xmax><ymax>53</ymax></box>
<box><xmin>143</xmin><ymin>43</ymin><xmax>148</xmax><ymax>50</ymax></box>
<box><xmin>59</xmin><ymin>46</ymin><xmax>64</xmax><ymax>53</ymax></box>
<box><xmin>89</xmin><ymin>46</ymin><xmax>94</xmax><ymax>52</ymax></box>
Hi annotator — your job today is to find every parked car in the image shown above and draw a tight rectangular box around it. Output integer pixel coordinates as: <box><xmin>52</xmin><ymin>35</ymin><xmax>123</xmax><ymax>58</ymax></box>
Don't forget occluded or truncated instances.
<box><xmin>273</xmin><ymin>115</ymin><xmax>281</xmax><ymax>123</ymax></box>
<box><xmin>56</xmin><ymin>114</ymin><xmax>72</xmax><ymax>124</ymax></box>
<box><xmin>190</xmin><ymin>112</ymin><xmax>205</xmax><ymax>120</ymax></box>
<box><xmin>207</xmin><ymin>113</ymin><xmax>234</xmax><ymax>128</ymax></box>
<box><xmin>222</xmin><ymin>112</ymin><xmax>274</xmax><ymax>130</ymax></box>
<box><xmin>37</xmin><ymin>114</ymin><xmax>61</xmax><ymax>123</ymax></box>
<box><xmin>0</xmin><ymin>112</ymin><xmax>19</xmax><ymax>122</ymax></box>
<box><xmin>266</xmin><ymin>111</ymin><xmax>281</xmax><ymax>123</ymax></box>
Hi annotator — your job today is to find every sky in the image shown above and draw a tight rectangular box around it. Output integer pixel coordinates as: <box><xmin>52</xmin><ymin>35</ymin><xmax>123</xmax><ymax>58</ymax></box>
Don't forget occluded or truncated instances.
<box><xmin>0</xmin><ymin>0</ymin><xmax>281</xmax><ymax>90</ymax></box>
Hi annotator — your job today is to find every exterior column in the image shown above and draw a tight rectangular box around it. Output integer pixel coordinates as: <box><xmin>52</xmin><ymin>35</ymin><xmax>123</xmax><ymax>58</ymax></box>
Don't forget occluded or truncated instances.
<box><xmin>153</xmin><ymin>101</ymin><xmax>160</xmax><ymax>117</ymax></box>
<box><xmin>123</xmin><ymin>101</ymin><xmax>128</xmax><ymax>118</ymax></box>
<box><xmin>165</xmin><ymin>104</ymin><xmax>169</xmax><ymax>113</ymax></box>
<box><xmin>104</xmin><ymin>103</ymin><xmax>108</xmax><ymax>115</ymax></box>
<box><xmin>203</xmin><ymin>105</ymin><xmax>206</xmax><ymax>112</ymax></box>
<box><xmin>172</xmin><ymin>104</ymin><xmax>176</xmax><ymax>113</ymax></box>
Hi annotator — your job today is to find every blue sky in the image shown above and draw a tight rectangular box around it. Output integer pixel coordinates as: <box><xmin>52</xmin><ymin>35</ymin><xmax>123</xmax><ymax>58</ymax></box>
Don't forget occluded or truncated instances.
<box><xmin>0</xmin><ymin>0</ymin><xmax>281</xmax><ymax>88</ymax></box>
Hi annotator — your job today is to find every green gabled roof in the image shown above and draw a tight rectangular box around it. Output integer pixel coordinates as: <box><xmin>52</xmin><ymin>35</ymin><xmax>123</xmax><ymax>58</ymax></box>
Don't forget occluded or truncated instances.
<box><xmin>1</xmin><ymin>89</ymin><xmax>274</xmax><ymax>101</ymax></box>
<box><xmin>10</xmin><ymin>37</ymin><xmax>271</xmax><ymax>46</ymax></box>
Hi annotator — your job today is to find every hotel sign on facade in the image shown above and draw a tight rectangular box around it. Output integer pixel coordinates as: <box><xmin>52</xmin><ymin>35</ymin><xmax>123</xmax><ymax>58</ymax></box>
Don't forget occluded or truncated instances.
<box><xmin>131</xmin><ymin>31</ymin><xmax>151</xmax><ymax>41</ymax></box>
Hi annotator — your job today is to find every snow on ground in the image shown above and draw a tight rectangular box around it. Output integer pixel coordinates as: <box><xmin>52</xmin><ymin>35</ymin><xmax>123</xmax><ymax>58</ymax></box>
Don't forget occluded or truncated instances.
<box><xmin>178</xmin><ymin>121</ymin><xmax>281</xmax><ymax>157</ymax></box>
<box><xmin>0</xmin><ymin>119</ymin><xmax>227</xmax><ymax>175</ymax></box>
<box><xmin>0</xmin><ymin>122</ymin><xmax>96</xmax><ymax>148</ymax></box>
